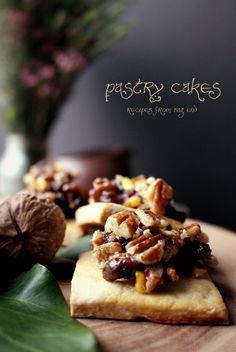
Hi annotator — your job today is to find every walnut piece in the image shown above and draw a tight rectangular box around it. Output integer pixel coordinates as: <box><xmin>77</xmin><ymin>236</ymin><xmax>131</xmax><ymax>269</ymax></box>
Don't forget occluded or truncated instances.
<box><xmin>94</xmin><ymin>242</ymin><xmax>122</xmax><ymax>264</ymax></box>
<box><xmin>142</xmin><ymin>178</ymin><xmax>173</xmax><ymax>215</ymax></box>
<box><xmin>135</xmin><ymin>209</ymin><xmax>169</xmax><ymax>228</ymax></box>
<box><xmin>132</xmin><ymin>239</ymin><xmax>165</xmax><ymax>265</ymax></box>
<box><xmin>104</xmin><ymin>210</ymin><xmax>140</xmax><ymax>239</ymax></box>
<box><xmin>0</xmin><ymin>192</ymin><xmax>66</xmax><ymax>278</ymax></box>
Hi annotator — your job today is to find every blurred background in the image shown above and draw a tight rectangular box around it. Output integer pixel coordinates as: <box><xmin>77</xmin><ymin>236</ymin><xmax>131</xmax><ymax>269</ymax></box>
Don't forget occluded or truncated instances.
<box><xmin>0</xmin><ymin>0</ymin><xmax>235</xmax><ymax>230</ymax></box>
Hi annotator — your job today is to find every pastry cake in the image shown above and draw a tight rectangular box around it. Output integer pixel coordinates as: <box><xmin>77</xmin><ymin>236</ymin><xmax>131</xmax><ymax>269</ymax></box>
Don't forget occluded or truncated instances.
<box><xmin>70</xmin><ymin>209</ymin><xmax>228</xmax><ymax>324</ymax></box>
<box><xmin>70</xmin><ymin>252</ymin><xmax>228</xmax><ymax>324</ymax></box>
<box><xmin>76</xmin><ymin>175</ymin><xmax>186</xmax><ymax>233</ymax></box>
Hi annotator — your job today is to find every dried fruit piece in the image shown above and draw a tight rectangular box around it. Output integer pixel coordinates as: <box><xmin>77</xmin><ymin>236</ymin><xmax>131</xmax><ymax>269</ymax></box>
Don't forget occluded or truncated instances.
<box><xmin>103</xmin><ymin>256</ymin><xmax>141</xmax><ymax>281</ymax></box>
<box><xmin>0</xmin><ymin>192</ymin><xmax>66</xmax><ymax>278</ymax></box>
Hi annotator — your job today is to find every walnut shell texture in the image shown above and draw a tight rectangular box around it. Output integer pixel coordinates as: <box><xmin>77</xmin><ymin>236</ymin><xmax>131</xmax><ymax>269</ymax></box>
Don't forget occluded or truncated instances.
<box><xmin>0</xmin><ymin>192</ymin><xmax>66</xmax><ymax>277</ymax></box>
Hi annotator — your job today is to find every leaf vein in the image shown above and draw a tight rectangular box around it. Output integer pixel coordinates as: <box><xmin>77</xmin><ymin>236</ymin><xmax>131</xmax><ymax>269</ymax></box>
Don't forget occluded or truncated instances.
<box><xmin>0</xmin><ymin>305</ymin><xmax>70</xmax><ymax>327</ymax></box>
<box><xmin>0</xmin><ymin>329</ymin><xmax>43</xmax><ymax>352</ymax></box>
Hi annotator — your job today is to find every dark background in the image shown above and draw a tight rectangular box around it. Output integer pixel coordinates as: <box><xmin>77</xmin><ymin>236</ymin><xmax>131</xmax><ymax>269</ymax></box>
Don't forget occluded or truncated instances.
<box><xmin>0</xmin><ymin>0</ymin><xmax>235</xmax><ymax>230</ymax></box>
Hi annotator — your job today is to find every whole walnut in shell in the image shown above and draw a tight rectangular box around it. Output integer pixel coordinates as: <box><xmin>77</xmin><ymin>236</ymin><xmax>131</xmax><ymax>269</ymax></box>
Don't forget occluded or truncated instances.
<box><xmin>0</xmin><ymin>192</ymin><xmax>66</xmax><ymax>278</ymax></box>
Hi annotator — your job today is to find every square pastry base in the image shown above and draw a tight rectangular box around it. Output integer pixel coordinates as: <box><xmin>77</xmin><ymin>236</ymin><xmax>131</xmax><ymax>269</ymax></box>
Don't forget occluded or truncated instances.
<box><xmin>70</xmin><ymin>252</ymin><xmax>228</xmax><ymax>325</ymax></box>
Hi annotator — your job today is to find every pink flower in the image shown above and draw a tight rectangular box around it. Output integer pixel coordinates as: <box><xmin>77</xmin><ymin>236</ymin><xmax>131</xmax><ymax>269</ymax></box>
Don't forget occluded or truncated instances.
<box><xmin>8</xmin><ymin>10</ymin><xmax>30</xmax><ymax>27</ymax></box>
<box><xmin>55</xmin><ymin>49</ymin><xmax>85</xmax><ymax>73</ymax></box>
<box><xmin>20</xmin><ymin>64</ymin><xmax>55</xmax><ymax>88</ymax></box>
<box><xmin>39</xmin><ymin>65</ymin><xmax>55</xmax><ymax>80</ymax></box>
<box><xmin>20</xmin><ymin>67</ymin><xmax>39</xmax><ymax>87</ymax></box>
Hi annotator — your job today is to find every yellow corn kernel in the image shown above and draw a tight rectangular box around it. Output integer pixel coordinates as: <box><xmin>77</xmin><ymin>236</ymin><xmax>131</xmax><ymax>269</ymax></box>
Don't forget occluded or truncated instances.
<box><xmin>35</xmin><ymin>177</ymin><xmax>48</xmax><ymax>192</ymax></box>
<box><xmin>116</xmin><ymin>175</ymin><xmax>134</xmax><ymax>191</ymax></box>
<box><xmin>135</xmin><ymin>271</ymin><xmax>145</xmax><ymax>293</ymax></box>
<box><xmin>124</xmin><ymin>195</ymin><xmax>141</xmax><ymax>208</ymax></box>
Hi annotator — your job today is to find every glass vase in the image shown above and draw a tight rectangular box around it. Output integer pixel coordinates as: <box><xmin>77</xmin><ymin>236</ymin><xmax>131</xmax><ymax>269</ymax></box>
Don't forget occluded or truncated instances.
<box><xmin>0</xmin><ymin>133</ymin><xmax>47</xmax><ymax>197</ymax></box>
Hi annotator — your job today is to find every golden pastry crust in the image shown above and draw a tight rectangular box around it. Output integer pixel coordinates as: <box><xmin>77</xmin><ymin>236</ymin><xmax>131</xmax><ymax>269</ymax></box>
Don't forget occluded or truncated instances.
<box><xmin>70</xmin><ymin>252</ymin><xmax>229</xmax><ymax>325</ymax></box>
<box><xmin>75</xmin><ymin>202</ymin><xmax>130</xmax><ymax>232</ymax></box>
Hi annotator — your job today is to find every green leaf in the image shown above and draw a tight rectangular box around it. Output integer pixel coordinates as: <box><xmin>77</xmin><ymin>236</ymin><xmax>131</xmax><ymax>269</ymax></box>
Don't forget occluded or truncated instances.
<box><xmin>0</xmin><ymin>264</ymin><xmax>101</xmax><ymax>352</ymax></box>
<box><xmin>48</xmin><ymin>235</ymin><xmax>92</xmax><ymax>280</ymax></box>
<box><xmin>56</xmin><ymin>235</ymin><xmax>92</xmax><ymax>262</ymax></box>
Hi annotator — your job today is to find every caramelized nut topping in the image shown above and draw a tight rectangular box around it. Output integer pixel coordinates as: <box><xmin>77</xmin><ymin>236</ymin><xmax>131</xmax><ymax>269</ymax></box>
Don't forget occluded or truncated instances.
<box><xmin>134</xmin><ymin>240</ymin><xmax>165</xmax><ymax>265</ymax></box>
<box><xmin>91</xmin><ymin>209</ymin><xmax>214</xmax><ymax>294</ymax></box>
<box><xmin>95</xmin><ymin>242</ymin><xmax>122</xmax><ymax>264</ymax></box>
<box><xmin>105</xmin><ymin>210</ymin><xmax>140</xmax><ymax>239</ymax></box>
<box><xmin>89</xmin><ymin>175</ymin><xmax>186</xmax><ymax>222</ymax></box>
<box><xmin>135</xmin><ymin>209</ymin><xmax>169</xmax><ymax>228</ymax></box>
<box><xmin>24</xmin><ymin>164</ymin><xmax>87</xmax><ymax>218</ymax></box>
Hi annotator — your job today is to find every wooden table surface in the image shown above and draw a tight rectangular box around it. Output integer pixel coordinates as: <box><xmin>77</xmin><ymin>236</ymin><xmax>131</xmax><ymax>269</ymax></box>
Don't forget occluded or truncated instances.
<box><xmin>60</xmin><ymin>220</ymin><xmax>236</xmax><ymax>352</ymax></box>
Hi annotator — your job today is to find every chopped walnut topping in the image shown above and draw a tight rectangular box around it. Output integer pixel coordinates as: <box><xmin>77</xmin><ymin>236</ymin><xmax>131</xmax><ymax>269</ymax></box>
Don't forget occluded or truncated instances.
<box><xmin>91</xmin><ymin>209</ymin><xmax>214</xmax><ymax>294</ymax></box>
<box><xmin>89</xmin><ymin>175</ymin><xmax>186</xmax><ymax>222</ymax></box>
<box><xmin>135</xmin><ymin>209</ymin><xmax>169</xmax><ymax>228</ymax></box>
<box><xmin>90</xmin><ymin>230</ymin><xmax>105</xmax><ymax>249</ymax></box>
<box><xmin>143</xmin><ymin>178</ymin><xmax>173</xmax><ymax>215</ymax></box>
<box><xmin>94</xmin><ymin>242</ymin><xmax>122</xmax><ymax>264</ymax></box>
<box><xmin>179</xmin><ymin>224</ymin><xmax>201</xmax><ymax>239</ymax></box>
<box><xmin>160</xmin><ymin>223</ymin><xmax>202</xmax><ymax>240</ymax></box>
<box><xmin>126</xmin><ymin>231</ymin><xmax>152</xmax><ymax>250</ymax></box>
<box><xmin>24</xmin><ymin>164</ymin><xmax>87</xmax><ymax>218</ymax></box>
<box><xmin>134</xmin><ymin>240</ymin><xmax>165</xmax><ymax>265</ymax></box>
<box><xmin>127</xmin><ymin>235</ymin><xmax>164</xmax><ymax>265</ymax></box>
<box><xmin>105</xmin><ymin>210</ymin><xmax>140</xmax><ymax>239</ymax></box>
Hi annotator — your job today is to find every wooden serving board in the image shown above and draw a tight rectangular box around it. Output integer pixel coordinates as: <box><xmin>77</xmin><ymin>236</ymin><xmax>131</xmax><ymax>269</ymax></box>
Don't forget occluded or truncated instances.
<box><xmin>60</xmin><ymin>220</ymin><xmax>236</xmax><ymax>352</ymax></box>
